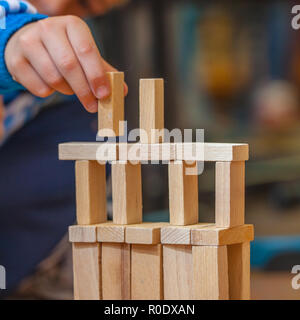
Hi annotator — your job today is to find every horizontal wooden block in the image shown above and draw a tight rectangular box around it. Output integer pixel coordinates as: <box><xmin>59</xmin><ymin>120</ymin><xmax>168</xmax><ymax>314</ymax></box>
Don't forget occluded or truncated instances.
<box><xmin>59</xmin><ymin>142</ymin><xmax>117</xmax><ymax>161</ymax></box>
<box><xmin>191</xmin><ymin>224</ymin><xmax>254</xmax><ymax>246</ymax></box>
<box><xmin>119</xmin><ymin>143</ymin><xmax>176</xmax><ymax>162</ymax></box>
<box><xmin>59</xmin><ymin>142</ymin><xmax>249</xmax><ymax>162</ymax></box>
<box><xmin>161</xmin><ymin>224</ymin><xmax>213</xmax><ymax>245</ymax></box>
<box><xmin>125</xmin><ymin>223</ymin><xmax>168</xmax><ymax>244</ymax></box>
<box><xmin>69</xmin><ymin>225</ymin><xmax>97</xmax><ymax>243</ymax></box>
<box><xmin>96</xmin><ymin>222</ymin><xmax>125</xmax><ymax>243</ymax></box>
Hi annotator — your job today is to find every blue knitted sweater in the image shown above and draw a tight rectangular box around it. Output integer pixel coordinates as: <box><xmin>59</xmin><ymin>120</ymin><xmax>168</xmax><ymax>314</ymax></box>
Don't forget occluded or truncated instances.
<box><xmin>0</xmin><ymin>1</ymin><xmax>47</xmax><ymax>93</ymax></box>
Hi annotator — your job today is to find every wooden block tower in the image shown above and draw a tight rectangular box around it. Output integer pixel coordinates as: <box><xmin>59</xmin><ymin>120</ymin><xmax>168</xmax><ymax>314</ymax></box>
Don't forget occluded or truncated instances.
<box><xmin>59</xmin><ymin>72</ymin><xmax>254</xmax><ymax>300</ymax></box>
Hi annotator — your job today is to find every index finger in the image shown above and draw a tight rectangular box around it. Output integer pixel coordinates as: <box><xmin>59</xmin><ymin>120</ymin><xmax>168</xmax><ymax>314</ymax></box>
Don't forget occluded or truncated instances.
<box><xmin>66</xmin><ymin>18</ymin><xmax>112</xmax><ymax>100</ymax></box>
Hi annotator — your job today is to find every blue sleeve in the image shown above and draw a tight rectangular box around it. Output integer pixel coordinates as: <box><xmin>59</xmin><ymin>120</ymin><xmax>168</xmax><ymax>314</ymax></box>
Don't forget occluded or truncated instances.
<box><xmin>0</xmin><ymin>4</ymin><xmax>47</xmax><ymax>93</ymax></box>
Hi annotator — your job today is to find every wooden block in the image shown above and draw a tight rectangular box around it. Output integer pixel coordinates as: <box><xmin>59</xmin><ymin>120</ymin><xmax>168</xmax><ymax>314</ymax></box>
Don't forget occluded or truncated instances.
<box><xmin>59</xmin><ymin>142</ymin><xmax>117</xmax><ymax>161</ymax></box>
<box><xmin>97</xmin><ymin>222</ymin><xmax>125</xmax><ymax>243</ymax></box>
<box><xmin>101</xmin><ymin>243</ymin><xmax>131</xmax><ymax>300</ymax></box>
<box><xmin>163</xmin><ymin>245</ymin><xmax>193</xmax><ymax>300</ymax></box>
<box><xmin>191</xmin><ymin>224</ymin><xmax>254</xmax><ymax>246</ymax></box>
<box><xmin>168</xmin><ymin>161</ymin><xmax>199</xmax><ymax>225</ymax></box>
<box><xmin>193</xmin><ymin>245</ymin><xmax>229</xmax><ymax>300</ymax></box>
<box><xmin>139</xmin><ymin>79</ymin><xmax>164</xmax><ymax>143</ymax></box>
<box><xmin>58</xmin><ymin>142</ymin><xmax>249</xmax><ymax>162</ymax></box>
<box><xmin>75</xmin><ymin>160</ymin><xmax>107</xmax><ymax>225</ymax></box>
<box><xmin>161</xmin><ymin>223</ymin><xmax>212</xmax><ymax>245</ymax></box>
<box><xmin>131</xmin><ymin>244</ymin><xmax>163</xmax><ymax>300</ymax></box>
<box><xmin>112</xmin><ymin>162</ymin><xmax>142</xmax><ymax>225</ymax></box>
<box><xmin>69</xmin><ymin>225</ymin><xmax>97</xmax><ymax>243</ymax></box>
<box><xmin>72</xmin><ymin>243</ymin><xmax>101</xmax><ymax>300</ymax></box>
<box><xmin>98</xmin><ymin>72</ymin><xmax>124</xmax><ymax>137</ymax></box>
<box><xmin>228</xmin><ymin>242</ymin><xmax>250</xmax><ymax>300</ymax></box>
<box><xmin>125</xmin><ymin>222</ymin><xmax>168</xmax><ymax>244</ymax></box>
<box><xmin>119</xmin><ymin>143</ymin><xmax>176</xmax><ymax>162</ymax></box>
<box><xmin>215</xmin><ymin>161</ymin><xmax>245</xmax><ymax>227</ymax></box>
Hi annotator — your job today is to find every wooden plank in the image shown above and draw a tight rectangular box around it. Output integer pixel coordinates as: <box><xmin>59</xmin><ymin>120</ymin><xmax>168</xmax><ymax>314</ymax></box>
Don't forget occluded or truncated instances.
<box><xmin>161</xmin><ymin>223</ymin><xmax>212</xmax><ymax>245</ymax></box>
<box><xmin>125</xmin><ymin>222</ymin><xmax>168</xmax><ymax>244</ymax></box>
<box><xmin>119</xmin><ymin>143</ymin><xmax>176</xmax><ymax>162</ymax></box>
<box><xmin>131</xmin><ymin>244</ymin><xmax>163</xmax><ymax>300</ymax></box>
<box><xmin>75</xmin><ymin>160</ymin><xmax>107</xmax><ymax>225</ymax></box>
<box><xmin>215</xmin><ymin>161</ymin><xmax>245</xmax><ymax>228</ymax></box>
<box><xmin>176</xmin><ymin>143</ymin><xmax>249</xmax><ymax>162</ymax></box>
<box><xmin>72</xmin><ymin>243</ymin><xmax>101</xmax><ymax>300</ymax></box>
<box><xmin>168</xmin><ymin>161</ymin><xmax>199</xmax><ymax>225</ymax></box>
<box><xmin>59</xmin><ymin>142</ymin><xmax>117</xmax><ymax>161</ymax></box>
<box><xmin>139</xmin><ymin>79</ymin><xmax>164</xmax><ymax>143</ymax></box>
<box><xmin>228</xmin><ymin>242</ymin><xmax>251</xmax><ymax>300</ymax></box>
<box><xmin>193</xmin><ymin>245</ymin><xmax>229</xmax><ymax>300</ymax></box>
<box><xmin>101</xmin><ymin>243</ymin><xmax>131</xmax><ymax>300</ymax></box>
<box><xmin>69</xmin><ymin>225</ymin><xmax>97</xmax><ymax>243</ymax></box>
<box><xmin>191</xmin><ymin>224</ymin><xmax>254</xmax><ymax>246</ymax></box>
<box><xmin>97</xmin><ymin>222</ymin><xmax>125</xmax><ymax>243</ymax></box>
<box><xmin>59</xmin><ymin>142</ymin><xmax>249</xmax><ymax>162</ymax></box>
<box><xmin>163</xmin><ymin>245</ymin><xmax>193</xmax><ymax>300</ymax></box>
<box><xmin>112</xmin><ymin>162</ymin><xmax>142</xmax><ymax>225</ymax></box>
<box><xmin>98</xmin><ymin>72</ymin><xmax>124</xmax><ymax>137</ymax></box>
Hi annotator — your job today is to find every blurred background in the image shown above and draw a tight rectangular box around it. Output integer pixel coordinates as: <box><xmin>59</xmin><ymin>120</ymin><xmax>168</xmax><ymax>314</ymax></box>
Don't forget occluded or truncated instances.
<box><xmin>7</xmin><ymin>0</ymin><xmax>300</xmax><ymax>299</ymax></box>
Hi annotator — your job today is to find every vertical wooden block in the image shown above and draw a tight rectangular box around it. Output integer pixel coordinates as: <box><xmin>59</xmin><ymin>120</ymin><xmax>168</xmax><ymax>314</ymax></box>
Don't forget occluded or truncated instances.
<box><xmin>75</xmin><ymin>160</ymin><xmax>107</xmax><ymax>225</ymax></box>
<box><xmin>131</xmin><ymin>244</ymin><xmax>163</xmax><ymax>300</ymax></box>
<box><xmin>98</xmin><ymin>72</ymin><xmax>124</xmax><ymax>136</ymax></box>
<box><xmin>112</xmin><ymin>162</ymin><xmax>142</xmax><ymax>225</ymax></box>
<box><xmin>163</xmin><ymin>245</ymin><xmax>193</xmax><ymax>300</ymax></box>
<box><xmin>228</xmin><ymin>242</ymin><xmax>250</xmax><ymax>300</ymax></box>
<box><xmin>139</xmin><ymin>79</ymin><xmax>164</xmax><ymax>143</ymax></box>
<box><xmin>215</xmin><ymin>161</ymin><xmax>245</xmax><ymax>227</ymax></box>
<box><xmin>193</xmin><ymin>245</ymin><xmax>229</xmax><ymax>300</ymax></box>
<box><xmin>101</xmin><ymin>243</ymin><xmax>131</xmax><ymax>300</ymax></box>
<box><xmin>72</xmin><ymin>243</ymin><xmax>101</xmax><ymax>300</ymax></box>
<box><xmin>168</xmin><ymin>161</ymin><xmax>198</xmax><ymax>225</ymax></box>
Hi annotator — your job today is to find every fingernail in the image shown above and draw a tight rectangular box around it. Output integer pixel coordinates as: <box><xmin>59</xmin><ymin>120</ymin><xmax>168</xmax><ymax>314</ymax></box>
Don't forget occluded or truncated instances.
<box><xmin>96</xmin><ymin>85</ymin><xmax>110</xmax><ymax>100</ymax></box>
<box><xmin>87</xmin><ymin>101</ymin><xmax>98</xmax><ymax>113</ymax></box>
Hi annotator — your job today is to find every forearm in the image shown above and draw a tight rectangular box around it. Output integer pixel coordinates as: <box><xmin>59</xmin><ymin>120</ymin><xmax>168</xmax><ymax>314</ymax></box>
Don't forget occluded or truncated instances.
<box><xmin>0</xmin><ymin>1</ymin><xmax>47</xmax><ymax>93</ymax></box>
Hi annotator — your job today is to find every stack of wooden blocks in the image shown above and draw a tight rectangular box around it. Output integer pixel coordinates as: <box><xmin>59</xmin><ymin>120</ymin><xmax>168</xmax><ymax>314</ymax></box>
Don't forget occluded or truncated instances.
<box><xmin>58</xmin><ymin>72</ymin><xmax>254</xmax><ymax>300</ymax></box>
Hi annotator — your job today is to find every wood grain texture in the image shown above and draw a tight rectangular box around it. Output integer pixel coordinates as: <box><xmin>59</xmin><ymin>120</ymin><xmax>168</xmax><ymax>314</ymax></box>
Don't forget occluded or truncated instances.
<box><xmin>161</xmin><ymin>224</ymin><xmax>212</xmax><ymax>245</ymax></box>
<box><xmin>131</xmin><ymin>244</ymin><xmax>163</xmax><ymax>300</ymax></box>
<box><xmin>97</xmin><ymin>222</ymin><xmax>125</xmax><ymax>243</ymax></box>
<box><xmin>163</xmin><ymin>245</ymin><xmax>193</xmax><ymax>300</ymax></box>
<box><xmin>215</xmin><ymin>161</ymin><xmax>245</xmax><ymax>227</ymax></box>
<box><xmin>191</xmin><ymin>224</ymin><xmax>254</xmax><ymax>246</ymax></box>
<box><xmin>72</xmin><ymin>243</ymin><xmax>101</xmax><ymax>300</ymax></box>
<box><xmin>119</xmin><ymin>143</ymin><xmax>176</xmax><ymax>162</ymax></box>
<box><xmin>139</xmin><ymin>79</ymin><xmax>164</xmax><ymax>143</ymax></box>
<box><xmin>193</xmin><ymin>245</ymin><xmax>229</xmax><ymax>300</ymax></box>
<box><xmin>75</xmin><ymin>160</ymin><xmax>107</xmax><ymax>225</ymax></box>
<box><xmin>112</xmin><ymin>162</ymin><xmax>142</xmax><ymax>225</ymax></box>
<box><xmin>69</xmin><ymin>225</ymin><xmax>97</xmax><ymax>243</ymax></box>
<box><xmin>228</xmin><ymin>242</ymin><xmax>250</xmax><ymax>300</ymax></box>
<box><xmin>168</xmin><ymin>161</ymin><xmax>199</xmax><ymax>225</ymax></box>
<box><xmin>59</xmin><ymin>142</ymin><xmax>249</xmax><ymax>162</ymax></box>
<box><xmin>101</xmin><ymin>243</ymin><xmax>131</xmax><ymax>300</ymax></box>
<box><xmin>125</xmin><ymin>222</ymin><xmax>168</xmax><ymax>244</ymax></box>
<box><xmin>98</xmin><ymin>72</ymin><xmax>124</xmax><ymax>137</ymax></box>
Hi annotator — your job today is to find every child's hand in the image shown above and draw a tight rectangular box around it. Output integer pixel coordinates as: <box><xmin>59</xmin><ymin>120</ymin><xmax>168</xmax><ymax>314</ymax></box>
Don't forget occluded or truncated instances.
<box><xmin>4</xmin><ymin>16</ymin><xmax>127</xmax><ymax>113</ymax></box>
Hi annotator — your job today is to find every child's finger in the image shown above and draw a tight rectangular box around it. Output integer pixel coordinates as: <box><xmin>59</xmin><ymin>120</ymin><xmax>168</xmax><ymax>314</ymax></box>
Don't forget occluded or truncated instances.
<box><xmin>8</xmin><ymin>56</ymin><xmax>54</xmax><ymax>97</ymax></box>
<box><xmin>39</xmin><ymin>18</ymin><xmax>98</xmax><ymax>112</ymax></box>
<box><xmin>66</xmin><ymin>20</ymin><xmax>111</xmax><ymax>100</ymax></box>
<box><xmin>21</xmin><ymin>37</ymin><xmax>74</xmax><ymax>95</ymax></box>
